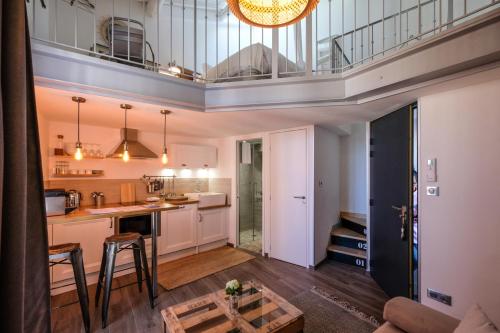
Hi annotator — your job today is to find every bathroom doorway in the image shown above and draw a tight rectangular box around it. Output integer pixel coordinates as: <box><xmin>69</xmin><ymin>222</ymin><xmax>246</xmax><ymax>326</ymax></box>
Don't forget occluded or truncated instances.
<box><xmin>237</xmin><ymin>139</ymin><xmax>263</xmax><ymax>254</ymax></box>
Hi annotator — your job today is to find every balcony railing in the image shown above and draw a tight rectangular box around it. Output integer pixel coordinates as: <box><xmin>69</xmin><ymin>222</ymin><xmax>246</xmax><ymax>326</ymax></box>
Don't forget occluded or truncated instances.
<box><xmin>27</xmin><ymin>0</ymin><xmax>499</xmax><ymax>83</ymax></box>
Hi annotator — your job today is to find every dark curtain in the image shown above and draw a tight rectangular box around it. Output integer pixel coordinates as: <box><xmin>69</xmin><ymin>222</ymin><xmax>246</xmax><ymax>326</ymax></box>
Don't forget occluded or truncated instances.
<box><xmin>0</xmin><ymin>1</ymin><xmax>52</xmax><ymax>332</ymax></box>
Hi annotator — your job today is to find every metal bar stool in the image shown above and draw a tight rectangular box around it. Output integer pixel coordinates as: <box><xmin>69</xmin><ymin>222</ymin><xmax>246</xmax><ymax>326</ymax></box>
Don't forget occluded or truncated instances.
<box><xmin>95</xmin><ymin>232</ymin><xmax>154</xmax><ymax>328</ymax></box>
<box><xmin>49</xmin><ymin>243</ymin><xmax>90</xmax><ymax>333</ymax></box>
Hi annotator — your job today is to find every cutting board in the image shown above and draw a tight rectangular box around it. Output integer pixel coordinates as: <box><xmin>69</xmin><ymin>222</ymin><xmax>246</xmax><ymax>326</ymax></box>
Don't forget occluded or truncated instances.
<box><xmin>120</xmin><ymin>183</ymin><xmax>136</xmax><ymax>204</ymax></box>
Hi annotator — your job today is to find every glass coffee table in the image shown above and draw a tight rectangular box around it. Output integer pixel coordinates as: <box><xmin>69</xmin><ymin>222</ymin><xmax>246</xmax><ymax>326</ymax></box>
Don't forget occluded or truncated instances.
<box><xmin>161</xmin><ymin>281</ymin><xmax>304</xmax><ymax>333</ymax></box>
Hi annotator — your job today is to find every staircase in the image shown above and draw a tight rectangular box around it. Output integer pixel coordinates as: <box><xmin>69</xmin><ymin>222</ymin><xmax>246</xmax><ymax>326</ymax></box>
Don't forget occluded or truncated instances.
<box><xmin>327</xmin><ymin>212</ymin><xmax>367</xmax><ymax>268</ymax></box>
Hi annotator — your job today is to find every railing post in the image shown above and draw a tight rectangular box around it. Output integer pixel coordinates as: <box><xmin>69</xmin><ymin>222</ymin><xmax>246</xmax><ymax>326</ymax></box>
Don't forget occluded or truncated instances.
<box><xmin>382</xmin><ymin>0</ymin><xmax>385</xmax><ymax>56</ymax></box>
<box><xmin>194</xmin><ymin>0</ymin><xmax>197</xmax><ymax>78</ymax></box>
<box><xmin>341</xmin><ymin>0</ymin><xmax>345</xmax><ymax>70</ymax></box>
<box><xmin>354</xmin><ymin>0</ymin><xmax>357</xmax><ymax>66</ymax></box>
<box><xmin>306</xmin><ymin>15</ymin><xmax>313</xmax><ymax>77</ymax></box>
<box><xmin>314</xmin><ymin>9</ymin><xmax>318</xmax><ymax>73</ymax></box>
<box><xmin>328</xmin><ymin>0</ymin><xmax>332</xmax><ymax>72</ymax></box>
<box><xmin>272</xmin><ymin>28</ymin><xmax>279</xmax><ymax>79</ymax></box>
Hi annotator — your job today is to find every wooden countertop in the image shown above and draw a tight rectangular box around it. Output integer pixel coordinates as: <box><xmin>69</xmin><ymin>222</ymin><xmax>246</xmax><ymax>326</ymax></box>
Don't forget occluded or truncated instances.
<box><xmin>47</xmin><ymin>202</ymin><xmax>179</xmax><ymax>225</ymax></box>
<box><xmin>47</xmin><ymin>200</ymin><xmax>231</xmax><ymax>225</ymax></box>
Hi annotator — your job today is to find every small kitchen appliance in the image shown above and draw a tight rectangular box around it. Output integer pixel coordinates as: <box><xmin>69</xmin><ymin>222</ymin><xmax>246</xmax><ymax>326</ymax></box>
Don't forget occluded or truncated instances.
<box><xmin>66</xmin><ymin>189</ymin><xmax>82</xmax><ymax>209</ymax></box>
<box><xmin>44</xmin><ymin>189</ymin><xmax>66</xmax><ymax>217</ymax></box>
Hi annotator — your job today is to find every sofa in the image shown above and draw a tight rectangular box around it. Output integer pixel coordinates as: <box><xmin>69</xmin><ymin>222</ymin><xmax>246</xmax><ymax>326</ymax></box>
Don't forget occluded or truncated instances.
<box><xmin>374</xmin><ymin>297</ymin><xmax>460</xmax><ymax>333</ymax></box>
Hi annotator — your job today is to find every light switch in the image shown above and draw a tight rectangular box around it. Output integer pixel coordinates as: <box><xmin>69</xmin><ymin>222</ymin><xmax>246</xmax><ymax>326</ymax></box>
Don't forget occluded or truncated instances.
<box><xmin>426</xmin><ymin>158</ymin><xmax>437</xmax><ymax>182</ymax></box>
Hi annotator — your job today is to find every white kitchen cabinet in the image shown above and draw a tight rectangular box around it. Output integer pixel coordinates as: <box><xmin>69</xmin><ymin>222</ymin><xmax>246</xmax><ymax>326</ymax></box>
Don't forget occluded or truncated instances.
<box><xmin>159</xmin><ymin>204</ymin><xmax>198</xmax><ymax>255</ymax></box>
<box><xmin>52</xmin><ymin>218</ymin><xmax>114</xmax><ymax>282</ymax></box>
<box><xmin>197</xmin><ymin>208</ymin><xmax>228</xmax><ymax>246</ymax></box>
<box><xmin>168</xmin><ymin>144</ymin><xmax>217</xmax><ymax>168</ymax></box>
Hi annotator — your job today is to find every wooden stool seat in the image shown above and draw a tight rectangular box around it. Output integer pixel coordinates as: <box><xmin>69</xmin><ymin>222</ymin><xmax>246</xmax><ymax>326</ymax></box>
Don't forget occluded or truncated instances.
<box><xmin>105</xmin><ymin>232</ymin><xmax>141</xmax><ymax>244</ymax></box>
<box><xmin>49</xmin><ymin>243</ymin><xmax>80</xmax><ymax>257</ymax></box>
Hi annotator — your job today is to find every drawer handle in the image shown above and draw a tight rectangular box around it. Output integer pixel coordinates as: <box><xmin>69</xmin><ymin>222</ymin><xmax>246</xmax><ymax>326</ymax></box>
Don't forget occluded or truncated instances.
<box><xmin>198</xmin><ymin>213</ymin><xmax>203</xmax><ymax>222</ymax></box>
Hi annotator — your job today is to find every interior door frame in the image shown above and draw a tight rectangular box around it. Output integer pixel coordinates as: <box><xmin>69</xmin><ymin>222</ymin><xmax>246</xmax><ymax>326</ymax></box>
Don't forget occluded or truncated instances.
<box><xmin>235</xmin><ymin>138</ymin><xmax>264</xmax><ymax>254</ymax></box>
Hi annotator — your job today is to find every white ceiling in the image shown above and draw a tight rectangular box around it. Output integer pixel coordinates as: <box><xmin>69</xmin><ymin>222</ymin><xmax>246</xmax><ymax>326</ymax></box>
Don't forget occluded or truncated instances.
<box><xmin>35</xmin><ymin>66</ymin><xmax>500</xmax><ymax>138</ymax></box>
<box><xmin>34</xmin><ymin>86</ymin><xmax>399</xmax><ymax>137</ymax></box>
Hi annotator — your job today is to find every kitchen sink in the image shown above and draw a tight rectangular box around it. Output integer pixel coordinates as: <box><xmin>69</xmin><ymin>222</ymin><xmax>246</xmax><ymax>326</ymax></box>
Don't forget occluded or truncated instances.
<box><xmin>184</xmin><ymin>192</ymin><xmax>226</xmax><ymax>208</ymax></box>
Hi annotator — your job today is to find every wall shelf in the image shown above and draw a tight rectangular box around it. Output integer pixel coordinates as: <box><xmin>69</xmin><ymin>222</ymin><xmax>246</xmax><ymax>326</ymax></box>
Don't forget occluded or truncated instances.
<box><xmin>51</xmin><ymin>155</ymin><xmax>106</xmax><ymax>160</ymax></box>
<box><xmin>51</xmin><ymin>173</ymin><xmax>104</xmax><ymax>178</ymax></box>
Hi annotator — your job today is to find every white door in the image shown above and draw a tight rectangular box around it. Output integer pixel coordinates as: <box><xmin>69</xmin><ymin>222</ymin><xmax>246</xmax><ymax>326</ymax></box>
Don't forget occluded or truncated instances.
<box><xmin>270</xmin><ymin>129</ymin><xmax>308</xmax><ymax>267</ymax></box>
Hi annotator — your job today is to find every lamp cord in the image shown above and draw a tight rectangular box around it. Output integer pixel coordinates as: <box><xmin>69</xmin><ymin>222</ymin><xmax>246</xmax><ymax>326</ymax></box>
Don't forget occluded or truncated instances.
<box><xmin>124</xmin><ymin>108</ymin><xmax>128</xmax><ymax>144</ymax></box>
<box><xmin>77</xmin><ymin>101</ymin><xmax>80</xmax><ymax>143</ymax></box>
<box><xmin>163</xmin><ymin>113</ymin><xmax>167</xmax><ymax>149</ymax></box>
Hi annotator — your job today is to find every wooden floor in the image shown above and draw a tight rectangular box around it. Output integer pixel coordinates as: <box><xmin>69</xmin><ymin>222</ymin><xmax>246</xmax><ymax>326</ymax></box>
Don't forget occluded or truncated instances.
<box><xmin>51</xmin><ymin>254</ymin><xmax>388</xmax><ymax>333</ymax></box>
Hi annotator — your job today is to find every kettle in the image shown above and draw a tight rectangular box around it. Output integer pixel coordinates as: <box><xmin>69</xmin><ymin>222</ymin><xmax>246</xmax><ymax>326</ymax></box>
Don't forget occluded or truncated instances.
<box><xmin>66</xmin><ymin>189</ymin><xmax>82</xmax><ymax>209</ymax></box>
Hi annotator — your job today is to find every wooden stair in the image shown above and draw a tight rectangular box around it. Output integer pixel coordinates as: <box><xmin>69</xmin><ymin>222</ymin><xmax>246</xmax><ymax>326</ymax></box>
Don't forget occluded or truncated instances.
<box><xmin>328</xmin><ymin>212</ymin><xmax>367</xmax><ymax>268</ymax></box>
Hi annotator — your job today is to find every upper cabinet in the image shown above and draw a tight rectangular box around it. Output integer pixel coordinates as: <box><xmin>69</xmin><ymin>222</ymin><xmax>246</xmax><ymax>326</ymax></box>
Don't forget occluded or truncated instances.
<box><xmin>168</xmin><ymin>144</ymin><xmax>217</xmax><ymax>168</ymax></box>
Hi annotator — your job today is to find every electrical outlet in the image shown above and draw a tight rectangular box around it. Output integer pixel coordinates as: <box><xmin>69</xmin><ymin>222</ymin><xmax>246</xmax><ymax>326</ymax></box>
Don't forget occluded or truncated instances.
<box><xmin>427</xmin><ymin>288</ymin><xmax>452</xmax><ymax>306</ymax></box>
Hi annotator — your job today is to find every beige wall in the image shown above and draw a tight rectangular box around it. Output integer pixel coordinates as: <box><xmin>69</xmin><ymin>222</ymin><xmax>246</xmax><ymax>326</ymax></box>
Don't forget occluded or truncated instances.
<box><xmin>419</xmin><ymin>77</ymin><xmax>500</xmax><ymax>326</ymax></box>
<box><xmin>340</xmin><ymin>122</ymin><xmax>367</xmax><ymax>214</ymax></box>
<box><xmin>314</xmin><ymin>126</ymin><xmax>340</xmax><ymax>265</ymax></box>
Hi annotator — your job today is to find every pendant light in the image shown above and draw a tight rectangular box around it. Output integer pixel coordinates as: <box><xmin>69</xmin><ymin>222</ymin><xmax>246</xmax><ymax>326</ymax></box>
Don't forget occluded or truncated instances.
<box><xmin>72</xmin><ymin>96</ymin><xmax>86</xmax><ymax>160</ymax></box>
<box><xmin>160</xmin><ymin>110</ymin><xmax>171</xmax><ymax>165</ymax></box>
<box><xmin>120</xmin><ymin>104</ymin><xmax>132</xmax><ymax>162</ymax></box>
<box><xmin>227</xmin><ymin>0</ymin><xmax>319</xmax><ymax>28</ymax></box>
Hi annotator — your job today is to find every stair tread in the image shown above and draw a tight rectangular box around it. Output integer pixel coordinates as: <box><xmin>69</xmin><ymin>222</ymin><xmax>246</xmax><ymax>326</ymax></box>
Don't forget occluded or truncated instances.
<box><xmin>341</xmin><ymin>212</ymin><xmax>367</xmax><ymax>227</ymax></box>
<box><xmin>328</xmin><ymin>245</ymin><xmax>367</xmax><ymax>259</ymax></box>
<box><xmin>331</xmin><ymin>227</ymin><xmax>366</xmax><ymax>241</ymax></box>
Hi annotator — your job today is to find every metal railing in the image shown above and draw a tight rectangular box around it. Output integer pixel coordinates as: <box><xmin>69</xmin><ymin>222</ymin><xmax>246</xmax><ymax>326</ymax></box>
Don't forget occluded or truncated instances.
<box><xmin>27</xmin><ymin>0</ymin><xmax>499</xmax><ymax>83</ymax></box>
<box><xmin>313</xmin><ymin>0</ymin><xmax>500</xmax><ymax>74</ymax></box>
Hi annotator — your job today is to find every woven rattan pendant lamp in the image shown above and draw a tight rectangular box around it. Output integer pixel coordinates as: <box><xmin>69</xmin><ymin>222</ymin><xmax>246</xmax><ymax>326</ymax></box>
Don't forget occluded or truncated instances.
<box><xmin>228</xmin><ymin>0</ymin><xmax>319</xmax><ymax>28</ymax></box>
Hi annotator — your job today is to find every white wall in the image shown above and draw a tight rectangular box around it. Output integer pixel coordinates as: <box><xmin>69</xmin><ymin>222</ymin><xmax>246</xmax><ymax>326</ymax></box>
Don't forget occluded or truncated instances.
<box><xmin>340</xmin><ymin>122</ymin><xmax>367</xmax><ymax>214</ymax></box>
<box><xmin>37</xmin><ymin>112</ymin><xmax>50</xmax><ymax>180</ymax></box>
<box><xmin>314</xmin><ymin>126</ymin><xmax>340</xmax><ymax>265</ymax></box>
<box><xmin>43</xmin><ymin>120</ymin><xmax>223</xmax><ymax>180</ymax></box>
<box><xmin>419</xmin><ymin>77</ymin><xmax>500</xmax><ymax>326</ymax></box>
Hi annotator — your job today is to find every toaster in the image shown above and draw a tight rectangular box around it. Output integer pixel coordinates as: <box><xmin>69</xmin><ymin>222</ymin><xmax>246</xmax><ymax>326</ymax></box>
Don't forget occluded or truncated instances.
<box><xmin>44</xmin><ymin>189</ymin><xmax>66</xmax><ymax>217</ymax></box>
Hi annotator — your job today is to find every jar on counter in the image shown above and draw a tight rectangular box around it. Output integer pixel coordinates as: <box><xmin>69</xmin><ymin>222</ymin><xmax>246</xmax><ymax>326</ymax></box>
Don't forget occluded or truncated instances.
<box><xmin>91</xmin><ymin>192</ymin><xmax>105</xmax><ymax>208</ymax></box>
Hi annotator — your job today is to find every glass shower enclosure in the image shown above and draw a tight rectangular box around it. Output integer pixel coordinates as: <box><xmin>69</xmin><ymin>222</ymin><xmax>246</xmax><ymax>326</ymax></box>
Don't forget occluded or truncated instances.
<box><xmin>237</xmin><ymin>140</ymin><xmax>263</xmax><ymax>253</ymax></box>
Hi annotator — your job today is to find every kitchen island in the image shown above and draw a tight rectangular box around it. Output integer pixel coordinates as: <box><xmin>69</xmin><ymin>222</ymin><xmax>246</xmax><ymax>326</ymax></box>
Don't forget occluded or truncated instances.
<box><xmin>47</xmin><ymin>202</ymin><xmax>182</xmax><ymax>300</ymax></box>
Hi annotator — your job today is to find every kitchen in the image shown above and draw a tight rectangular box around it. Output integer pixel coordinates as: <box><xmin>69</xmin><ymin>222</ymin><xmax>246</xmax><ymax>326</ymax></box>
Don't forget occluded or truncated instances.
<box><xmin>36</xmin><ymin>82</ymin><xmax>341</xmax><ymax>332</ymax></box>
<box><xmin>39</xmin><ymin>88</ymin><xmax>233</xmax><ymax>298</ymax></box>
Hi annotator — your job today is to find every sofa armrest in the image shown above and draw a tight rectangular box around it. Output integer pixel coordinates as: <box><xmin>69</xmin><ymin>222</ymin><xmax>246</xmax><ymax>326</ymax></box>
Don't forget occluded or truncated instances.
<box><xmin>383</xmin><ymin>297</ymin><xmax>460</xmax><ymax>333</ymax></box>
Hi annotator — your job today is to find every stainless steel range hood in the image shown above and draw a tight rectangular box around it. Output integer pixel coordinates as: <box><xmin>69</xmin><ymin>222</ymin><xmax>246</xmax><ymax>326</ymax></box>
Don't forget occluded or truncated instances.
<box><xmin>107</xmin><ymin>128</ymin><xmax>158</xmax><ymax>159</ymax></box>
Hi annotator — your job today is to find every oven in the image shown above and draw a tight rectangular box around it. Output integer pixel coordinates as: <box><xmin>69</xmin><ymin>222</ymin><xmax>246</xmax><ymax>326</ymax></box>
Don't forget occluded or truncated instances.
<box><xmin>116</xmin><ymin>214</ymin><xmax>159</xmax><ymax>239</ymax></box>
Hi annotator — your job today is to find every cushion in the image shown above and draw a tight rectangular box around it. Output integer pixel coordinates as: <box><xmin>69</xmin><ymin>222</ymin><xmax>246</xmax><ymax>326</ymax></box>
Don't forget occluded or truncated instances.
<box><xmin>454</xmin><ymin>304</ymin><xmax>499</xmax><ymax>333</ymax></box>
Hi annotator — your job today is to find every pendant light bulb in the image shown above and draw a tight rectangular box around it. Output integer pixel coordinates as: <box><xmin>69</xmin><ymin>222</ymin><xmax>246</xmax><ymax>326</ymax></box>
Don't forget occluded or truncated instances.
<box><xmin>74</xmin><ymin>145</ymin><xmax>83</xmax><ymax>161</ymax></box>
<box><xmin>72</xmin><ymin>96</ymin><xmax>86</xmax><ymax>161</ymax></box>
<box><xmin>160</xmin><ymin>110</ymin><xmax>171</xmax><ymax>165</ymax></box>
<box><xmin>120</xmin><ymin>103</ymin><xmax>132</xmax><ymax>163</ymax></box>
<box><xmin>162</xmin><ymin>149</ymin><xmax>168</xmax><ymax>165</ymax></box>
<box><xmin>123</xmin><ymin>142</ymin><xmax>130</xmax><ymax>162</ymax></box>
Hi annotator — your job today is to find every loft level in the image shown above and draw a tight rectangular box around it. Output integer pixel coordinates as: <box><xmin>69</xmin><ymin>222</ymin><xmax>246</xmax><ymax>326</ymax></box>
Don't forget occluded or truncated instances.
<box><xmin>27</xmin><ymin>0</ymin><xmax>500</xmax><ymax>84</ymax></box>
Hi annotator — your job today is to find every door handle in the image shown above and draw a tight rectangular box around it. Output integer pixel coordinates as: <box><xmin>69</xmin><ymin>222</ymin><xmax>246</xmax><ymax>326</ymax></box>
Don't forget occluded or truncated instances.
<box><xmin>293</xmin><ymin>196</ymin><xmax>306</xmax><ymax>199</ymax></box>
<box><xmin>391</xmin><ymin>205</ymin><xmax>407</xmax><ymax>240</ymax></box>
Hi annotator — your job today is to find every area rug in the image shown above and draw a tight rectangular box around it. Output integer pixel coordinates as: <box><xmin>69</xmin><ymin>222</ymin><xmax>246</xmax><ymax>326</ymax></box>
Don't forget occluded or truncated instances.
<box><xmin>289</xmin><ymin>286</ymin><xmax>381</xmax><ymax>333</ymax></box>
<box><xmin>158</xmin><ymin>246</ymin><xmax>255</xmax><ymax>290</ymax></box>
